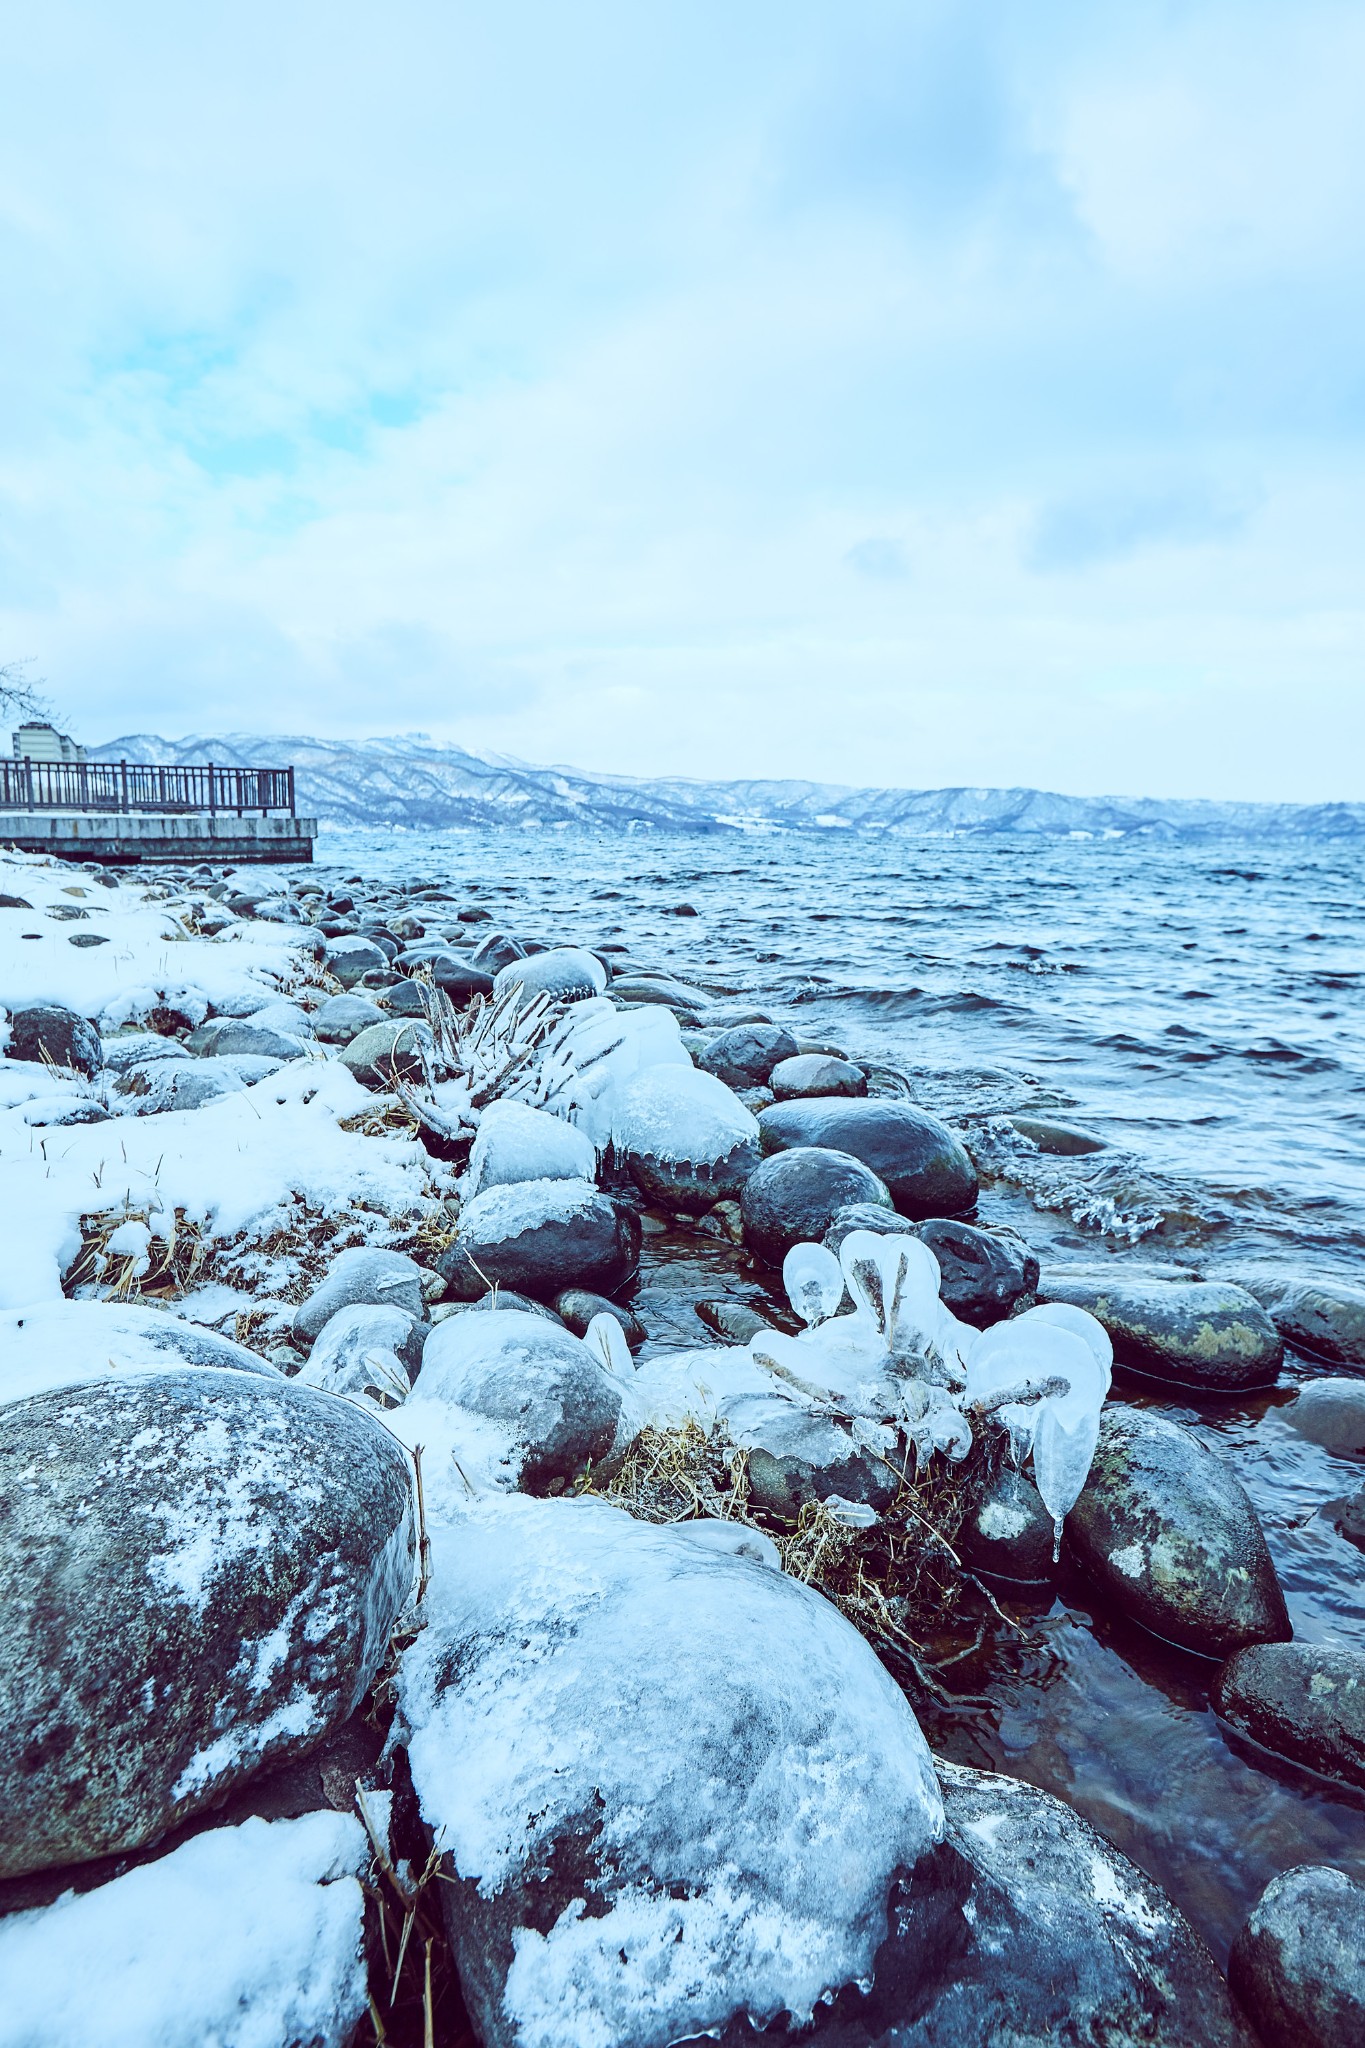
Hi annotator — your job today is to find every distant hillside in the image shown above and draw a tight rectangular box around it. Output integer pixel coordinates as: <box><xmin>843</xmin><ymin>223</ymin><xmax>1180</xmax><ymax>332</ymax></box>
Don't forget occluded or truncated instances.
<box><xmin>91</xmin><ymin>732</ymin><xmax>1365</xmax><ymax>840</ymax></box>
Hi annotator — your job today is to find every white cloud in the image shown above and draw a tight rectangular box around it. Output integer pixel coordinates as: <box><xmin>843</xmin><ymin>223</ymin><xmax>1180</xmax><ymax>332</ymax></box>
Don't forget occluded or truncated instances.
<box><xmin>0</xmin><ymin>0</ymin><xmax>1363</xmax><ymax>799</ymax></box>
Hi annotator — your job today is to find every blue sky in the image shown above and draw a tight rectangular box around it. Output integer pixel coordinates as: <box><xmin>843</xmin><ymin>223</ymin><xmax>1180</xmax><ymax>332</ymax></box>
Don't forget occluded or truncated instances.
<box><xmin>2</xmin><ymin>0</ymin><xmax>1363</xmax><ymax>799</ymax></box>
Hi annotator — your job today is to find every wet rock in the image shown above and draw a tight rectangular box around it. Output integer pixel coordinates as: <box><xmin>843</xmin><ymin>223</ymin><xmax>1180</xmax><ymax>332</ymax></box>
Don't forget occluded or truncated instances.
<box><xmin>612</xmin><ymin>1065</ymin><xmax>760</xmax><ymax>1213</ymax></box>
<box><xmin>312</xmin><ymin>993</ymin><xmax>385</xmax><ymax>1045</ymax></box>
<box><xmin>736</xmin><ymin>1084</ymin><xmax>775</xmax><ymax>1112</ymax></box>
<box><xmin>323</xmin><ymin>935</ymin><xmax>388</xmax><ymax>988</ymax></box>
<box><xmin>186</xmin><ymin>1018</ymin><xmax>305</xmax><ymax>1061</ymax></box>
<box><xmin>1229</xmin><ymin>1863</ymin><xmax>1365</xmax><ymax>2048</ymax></box>
<box><xmin>1039</xmin><ymin>1272</ymin><xmax>1282</xmax><ymax>1392</ymax></box>
<box><xmin>1249</xmin><ymin>1279</ymin><xmax>1365</xmax><ymax>1369</ymax></box>
<box><xmin>439</xmin><ymin>1178</ymin><xmax>641</xmax><ymax>1303</ymax></box>
<box><xmin>466</xmin><ymin>1098</ymin><xmax>598</xmax><ymax>1201</ymax></box>
<box><xmin>697</xmin><ymin>1023</ymin><xmax>799</xmax><ymax>1089</ymax></box>
<box><xmin>379</xmin><ymin>977</ymin><xmax>431</xmax><ymax>1017</ymax></box>
<box><xmin>0</xmin><ymin>1370</ymin><xmax>414</xmax><ymax>1879</ymax></box>
<box><xmin>724</xmin><ymin>1393</ymin><xmax>898</xmax><ymax>1520</ymax></box>
<box><xmin>917</xmin><ymin>1218</ymin><xmax>1038</xmax><ymax>1326</ymax></box>
<box><xmin>825</xmin><ymin>1759</ymin><xmax>1253</xmax><ymax>2048</ymax></box>
<box><xmin>293</xmin><ymin>1247</ymin><xmax>427</xmax><ymax>1347</ymax></box>
<box><xmin>1286</xmin><ymin>1379</ymin><xmax>1365</xmax><ymax>1457</ymax></box>
<box><xmin>1329</xmin><ymin>1485</ymin><xmax>1365</xmax><ymax>1552</ymax></box>
<box><xmin>468</xmin><ymin>931</ymin><xmax>526</xmax><ymax>973</ymax></box>
<box><xmin>5</xmin><ymin>1003</ymin><xmax>102</xmax><ymax>1078</ymax></box>
<box><xmin>493</xmin><ymin>946</ymin><xmax>607</xmax><ymax>1006</ymax></box>
<box><xmin>822</xmin><ymin>1203</ymin><xmax>921</xmax><ymax>1257</ymax></box>
<box><xmin>742</xmin><ymin>1147</ymin><xmax>893</xmax><ymax>1267</ymax></box>
<box><xmin>758</xmin><ymin>1099</ymin><xmax>978</xmax><ymax>1219</ymax></box>
<box><xmin>555</xmin><ymin>1288</ymin><xmax>647</xmax><ymax>1350</ymax></box>
<box><xmin>611</xmin><ymin>974</ymin><xmax>711</xmax><ymax>1016</ymax></box>
<box><xmin>426</xmin><ymin>957</ymin><xmax>496</xmax><ymax>1003</ymax></box>
<box><xmin>396</xmin><ymin>1494</ymin><xmax>945</xmax><ymax>2048</ymax></box>
<box><xmin>1068</xmin><ymin>1408</ymin><xmax>1289</xmax><ymax>1656</ymax></box>
<box><xmin>958</xmin><ymin>1463</ymin><xmax>1057</xmax><ymax>1583</ymax></box>
<box><xmin>1214</xmin><ymin>1642</ymin><xmax>1365</xmax><ymax>1791</ymax></box>
<box><xmin>336</xmin><ymin>1019</ymin><xmax>429</xmax><ymax>1087</ymax></box>
<box><xmin>1009</xmin><ymin>1114</ymin><xmax>1108</xmax><ymax>1154</ymax></box>
<box><xmin>770</xmin><ymin>1053</ymin><xmax>867</xmax><ymax>1100</ymax></box>
<box><xmin>296</xmin><ymin>1302</ymin><xmax>429</xmax><ymax>1404</ymax></box>
<box><xmin>696</xmin><ymin>1299</ymin><xmax>773</xmax><ymax>1344</ymax></box>
<box><xmin>411</xmin><ymin>1309</ymin><xmax>624</xmax><ymax>1490</ymax></box>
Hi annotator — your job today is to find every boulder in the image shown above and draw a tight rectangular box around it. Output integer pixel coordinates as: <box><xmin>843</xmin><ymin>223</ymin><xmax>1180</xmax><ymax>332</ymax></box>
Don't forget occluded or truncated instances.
<box><xmin>466</xmin><ymin>1098</ymin><xmax>598</xmax><ymax>1201</ymax></box>
<box><xmin>1068</xmin><ymin>1408</ymin><xmax>1290</xmax><ymax>1657</ymax></box>
<box><xmin>958</xmin><ymin>1462</ymin><xmax>1057</xmax><ymax>1583</ymax></box>
<box><xmin>493</xmin><ymin>947</ymin><xmax>607</xmax><ymax>1006</ymax></box>
<box><xmin>336</xmin><ymin>1019</ymin><xmax>429</xmax><ymax>1087</ymax></box>
<box><xmin>1286</xmin><ymin>1379</ymin><xmax>1365</xmax><ymax>1457</ymax></box>
<box><xmin>379</xmin><ymin>977</ymin><xmax>432</xmax><ymax>1017</ymax></box>
<box><xmin>770</xmin><ymin>1053</ymin><xmax>866</xmax><ymax>1100</ymax></box>
<box><xmin>468</xmin><ymin>932</ymin><xmax>527</xmax><ymax>973</ymax></box>
<box><xmin>611</xmin><ymin>1065</ymin><xmax>760</xmax><ymax>1213</ymax></box>
<box><xmin>323</xmin><ymin>935</ymin><xmax>388</xmax><ymax>988</ymax></box>
<box><xmin>296</xmin><ymin>1302</ymin><xmax>429</xmax><ymax>1405</ymax></box>
<box><xmin>1250</xmin><ymin>1279</ymin><xmax>1365</xmax><ymax>1369</ymax></box>
<box><xmin>395</xmin><ymin>1494</ymin><xmax>945</xmax><ymax>2048</ymax></box>
<box><xmin>0</xmin><ymin>1371</ymin><xmax>414</xmax><ymax>1878</ymax></box>
<box><xmin>439</xmin><ymin>1178</ymin><xmax>641</xmax><ymax>1303</ymax></box>
<box><xmin>742</xmin><ymin>1147</ymin><xmax>893</xmax><ymax>1268</ymax></box>
<box><xmin>1214</xmin><ymin>1642</ymin><xmax>1365</xmax><ymax>1791</ymax></box>
<box><xmin>758</xmin><ymin>1099</ymin><xmax>977</xmax><ymax>1219</ymax></box>
<box><xmin>1039</xmin><ymin>1272</ymin><xmax>1282</xmax><ymax>1392</ymax></box>
<box><xmin>293</xmin><ymin>1247</ymin><xmax>427</xmax><ymax>1348</ymax></box>
<box><xmin>312</xmin><ymin>994</ymin><xmax>385</xmax><ymax>1045</ymax></box>
<box><xmin>411</xmin><ymin>1310</ymin><xmax>624</xmax><ymax>1490</ymax></box>
<box><xmin>5</xmin><ymin>1003</ymin><xmax>102</xmax><ymax>1078</ymax></box>
<box><xmin>834</xmin><ymin>1760</ymin><xmax>1252</xmax><ymax>2048</ymax></box>
<box><xmin>723</xmin><ymin>1393</ymin><xmax>899</xmax><ymax>1520</ymax></box>
<box><xmin>1229</xmin><ymin>1864</ymin><xmax>1365</xmax><ymax>2048</ymax></box>
<box><xmin>697</xmin><ymin>1024</ymin><xmax>799</xmax><ymax>1090</ymax></box>
<box><xmin>555</xmin><ymin>1288</ymin><xmax>648</xmax><ymax>1350</ymax></box>
<box><xmin>916</xmin><ymin>1218</ymin><xmax>1038</xmax><ymax>1326</ymax></box>
<box><xmin>611</xmin><ymin>974</ymin><xmax>711</xmax><ymax>1014</ymax></box>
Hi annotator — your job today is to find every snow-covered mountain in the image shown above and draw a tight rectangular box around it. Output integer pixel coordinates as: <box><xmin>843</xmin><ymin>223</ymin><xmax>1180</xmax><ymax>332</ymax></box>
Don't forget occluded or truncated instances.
<box><xmin>92</xmin><ymin>731</ymin><xmax>1365</xmax><ymax>841</ymax></box>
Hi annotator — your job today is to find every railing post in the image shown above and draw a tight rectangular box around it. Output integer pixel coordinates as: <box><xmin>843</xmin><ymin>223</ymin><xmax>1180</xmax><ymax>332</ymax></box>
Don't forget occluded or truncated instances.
<box><xmin>208</xmin><ymin>765</ymin><xmax>216</xmax><ymax>815</ymax></box>
<box><xmin>119</xmin><ymin>760</ymin><xmax>128</xmax><ymax>813</ymax></box>
<box><xmin>24</xmin><ymin>756</ymin><xmax>33</xmax><ymax>812</ymax></box>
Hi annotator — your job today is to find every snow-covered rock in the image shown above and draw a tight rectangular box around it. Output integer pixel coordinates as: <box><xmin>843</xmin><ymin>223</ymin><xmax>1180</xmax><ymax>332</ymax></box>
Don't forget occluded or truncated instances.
<box><xmin>0</xmin><ymin>1813</ymin><xmax>369</xmax><ymax>2048</ymax></box>
<box><xmin>466</xmin><ymin>1097</ymin><xmax>598</xmax><ymax>1201</ymax></box>
<box><xmin>407</xmin><ymin>1307</ymin><xmax>626</xmax><ymax>1492</ymax></box>
<box><xmin>296</xmin><ymin>1300</ymin><xmax>428</xmax><ymax>1404</ymax></box>
<box><xmin>292</xmin><ymin>1246</ymin><xmax>428</xmax><ymax>1346</ymax></box>
<box><xmin>395</xmin><ymin>1494</ymin><xmax>944</xmax><ymax>2048</ymax></box>
<box><xmin>439</xmin><ymin>1177</ymin><xmax>640</xmax><ymax>1302</ymax></box>
<box><xmin>0</xmin><ymin>1369</ymin><xmax>414</xmax><ymax>1878</ymax></box>
<box><xmin>0</xmin><ymin>1299</ymin><xmax>279</xmax><ymax>1407</ymax></box>
<box><xmin>610</xmin><ymin>1064</ymin><xmax>760</xmax><ymax>1213</ymax></box>
<box><xmin>493</xmin><ymin>946</ymin><xmax>607</xmax><ymax>1006</ymax></box>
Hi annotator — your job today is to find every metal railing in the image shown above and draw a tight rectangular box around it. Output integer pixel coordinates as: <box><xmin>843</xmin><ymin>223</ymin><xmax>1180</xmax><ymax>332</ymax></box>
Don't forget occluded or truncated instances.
<box><xmin>0</xmin><ymin>759</ymin><xmax>296</xmax><ymax>816</ymax></box>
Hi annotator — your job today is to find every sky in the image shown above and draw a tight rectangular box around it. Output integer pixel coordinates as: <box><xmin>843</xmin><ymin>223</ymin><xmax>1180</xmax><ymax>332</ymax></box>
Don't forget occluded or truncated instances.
<box><xmin>2</xmin><ymin>0</ymin><xmax>1364</xmax><ymax>801</ymax></box>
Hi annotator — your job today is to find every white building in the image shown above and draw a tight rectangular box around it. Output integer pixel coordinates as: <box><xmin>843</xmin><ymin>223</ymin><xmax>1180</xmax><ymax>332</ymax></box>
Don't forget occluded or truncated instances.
<box><xmin>10</xmin><ymin>722</ymin><xmax>86</xmax><ymax>765</ymax></box>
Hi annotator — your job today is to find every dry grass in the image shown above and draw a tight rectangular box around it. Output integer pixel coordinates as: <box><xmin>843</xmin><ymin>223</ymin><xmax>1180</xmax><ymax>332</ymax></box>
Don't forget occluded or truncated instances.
<box><xmin>594</xmin><ymin>1419</ymin><xmax>996</xmax><ymax>1678</ymax></box>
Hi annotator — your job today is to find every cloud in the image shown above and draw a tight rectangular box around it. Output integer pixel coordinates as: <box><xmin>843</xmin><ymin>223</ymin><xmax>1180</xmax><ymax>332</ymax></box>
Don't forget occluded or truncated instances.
<box><xmin>1023</xmin><ymin>479</ymin><xmax>1256</xmax><ymax>572</ymax></box>
<box><xmin>0</xmin><ymin>0</ymin><xmax>1363</xmax><ymax>798</ymax></box>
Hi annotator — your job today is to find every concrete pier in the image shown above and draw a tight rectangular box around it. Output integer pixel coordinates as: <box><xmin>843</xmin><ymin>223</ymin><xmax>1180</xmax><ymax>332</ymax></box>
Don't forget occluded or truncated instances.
<box><xmin>0</xmin><ymin>810</ymin><xmax>318</xmax><ymax>864</ymax></box>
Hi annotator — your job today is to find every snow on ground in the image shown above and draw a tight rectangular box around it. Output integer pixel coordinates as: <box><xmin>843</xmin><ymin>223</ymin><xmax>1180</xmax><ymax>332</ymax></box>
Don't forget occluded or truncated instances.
<box><xmin>0</xmin><ymin>1813</ymin><xmax>368</xmax><ymax>2048</ymax></box>
<box><xmin>0</xmin><ymin>853</ymin><xmax>300</xmax><ymax>1028</ymax></box>
<box><xmin>0</xmin><ymin>1058</ymin><xmax>442</xmax><ymax>1308</ymax></box>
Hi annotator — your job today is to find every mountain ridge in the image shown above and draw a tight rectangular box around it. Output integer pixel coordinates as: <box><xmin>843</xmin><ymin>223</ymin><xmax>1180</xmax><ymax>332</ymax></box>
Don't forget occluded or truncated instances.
<box><xmin>91</xmin><ymin>731</ymin><xmax>1365</xmax><ymax>841</ymax></box>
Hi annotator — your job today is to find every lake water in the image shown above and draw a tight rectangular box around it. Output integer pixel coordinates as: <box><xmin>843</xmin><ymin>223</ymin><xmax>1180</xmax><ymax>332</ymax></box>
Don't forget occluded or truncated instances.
<box><xmin>318</xmin><ymin>826</ymin><xmax>1365</xmax><ymax>1957</ymax></box>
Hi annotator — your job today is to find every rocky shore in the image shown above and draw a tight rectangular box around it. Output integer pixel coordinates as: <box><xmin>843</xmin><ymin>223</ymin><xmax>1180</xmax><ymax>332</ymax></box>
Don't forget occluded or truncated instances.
<box><xmin>1</xmin><ymin>848</ymin><xmax>1362</xmax><ymax>2046</ymax></box>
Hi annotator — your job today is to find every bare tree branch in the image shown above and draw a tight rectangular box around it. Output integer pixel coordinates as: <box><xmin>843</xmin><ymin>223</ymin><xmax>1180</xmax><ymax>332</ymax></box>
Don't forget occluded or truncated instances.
<box><xmin>0</xmin><ymin>660</ymin><xmax>50</xmax><ymax>723</ymax></box>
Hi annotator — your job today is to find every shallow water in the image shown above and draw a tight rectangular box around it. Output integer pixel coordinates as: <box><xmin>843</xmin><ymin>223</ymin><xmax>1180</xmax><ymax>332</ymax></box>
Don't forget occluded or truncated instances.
<box><xmin>316</xmin><ymin>826</ymin><xmax>1365</xmax><ymax>1959</ymax></box>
